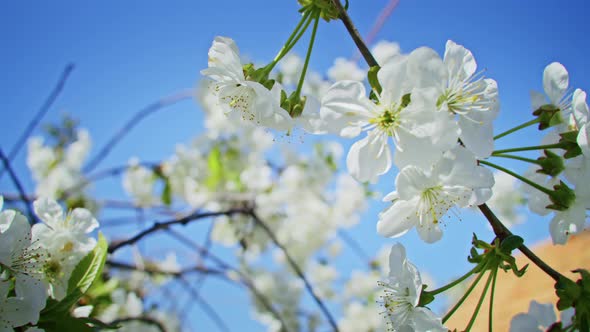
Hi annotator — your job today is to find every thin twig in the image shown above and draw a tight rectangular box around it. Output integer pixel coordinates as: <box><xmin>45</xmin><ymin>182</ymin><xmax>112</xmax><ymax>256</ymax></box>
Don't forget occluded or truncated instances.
<box><xmin>83</xmin><ymin>89</ymin><xmax>194</xmax><ymax>173</ymax></box>
<box><xmin>0</xmin><ymin>63</ymin><xmax>74</xmax><ymax>179</ymax></box>
<box><xmin>110</xmin><ymin>316</ymin><xmax>166</xmax><ymax>332</ymax></box>
<box><xmin>106</xmin><ymin>259</ymin><xmax>224</xmax><ymax>277</ymax></box>
<box><xmin>249</xmin><ymin>211</ymin><xmax>340</xmax><ymax>332</ymax></box>
<box><xmin>165</xmin><ymin>229</ymin><xmax>291</xmax><ymax>332</ymax></box>
<box><xmin>0</xmin><ymin>148</ymin><xmax>38</xmax><ymax>224</ymax></box>
<box><xmin>331</xmin><ymin>0</ymin><xmax>379</xmax><ymax>68</ymax></box>
<box><xmin>177</xmin><ymin>276</ymin><xmax>231</xmax><ymax>332</ymax></box>
<box><xmin>107</xmin><ymin>208</ymin><xmax>250</xmax><ymax>254</ymax></box>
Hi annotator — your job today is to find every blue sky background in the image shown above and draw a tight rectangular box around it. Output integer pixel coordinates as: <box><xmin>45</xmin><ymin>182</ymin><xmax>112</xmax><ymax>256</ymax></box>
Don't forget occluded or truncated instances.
<box><xmin>1</xmin><ymin>1</ymin><xmax>589</xmax><ymax>330</ymax></box>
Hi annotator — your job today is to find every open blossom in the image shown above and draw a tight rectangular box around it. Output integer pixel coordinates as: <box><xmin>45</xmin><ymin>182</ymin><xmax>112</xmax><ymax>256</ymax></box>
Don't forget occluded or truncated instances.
<box><xmin>0</xmin><ymin>198</ymin><xmax>48</xmax><ymax>329</ymax></box>
<box><xmin>320</xmin><ymin>48</ymin><xmax>459</xmax><ymax>182</ymax></box>
<box><xmin>123</xmin><ymin>158</ymin><xmax>159</xmax><ymax>207</ymax></box>
<box><xmin>378</xmin><ymin>146</ymin><xmax>493</xmax><ymax>243</ymax></box>
<box><xmin>32</xmin><ymin>198</ymin><xmax>99</xmax><ymax>300</ymax></box>
<box><xmin>201</xmin><ymin>36</ymin><xmax>292</xmax><ymax>131</ymax></box>
<box><xmin>379</xmin><ymin>243</ymin><xmax>446</xmax><ymax>332</ymax></box>
<box><xmin>419</xmin><ymin>40</ymin><xmax>499</xmax><ymax>158</ymax></box>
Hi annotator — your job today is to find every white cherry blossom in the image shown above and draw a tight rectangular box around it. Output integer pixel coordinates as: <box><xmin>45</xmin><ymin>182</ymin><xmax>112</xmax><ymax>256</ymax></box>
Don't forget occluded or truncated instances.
<box><xmin>378</xmin><ymin>147</ymin><xmax>493</xmax><ymax>243</ymax></box>
<box><xmin>379</xmin><ymin>243</ymin><xmax>446</xmax><ymax>332</ymax></box>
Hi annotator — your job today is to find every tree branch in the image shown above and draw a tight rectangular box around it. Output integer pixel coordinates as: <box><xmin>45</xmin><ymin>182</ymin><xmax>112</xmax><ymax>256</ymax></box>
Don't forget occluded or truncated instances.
<box><xmin>249</xmin><ymin>211</ymin><xmax>340</xmax><ymax>332</ymax></box>
<box><xmin>477</xmin><ymin>203</ymin><xmax>565</xmax><ymax>282</ymax></box>
<box><xmin>110</xmin><ymin>316</ymin><xmax>167</xmax><ymax>332</ymax></box>
<box><xmin>331</xmin><ymin>0</ymin><xmax>379</xmax><ymax>68</ymax></box>
<box><xmin>107</xmin><ymin>208</ymin><xmax>250</xmax><ymax>254</ymax></box>
<box><xmin>0</xmin><ymin>148</ymin><xmax>38</xmax><ymax>224</ymax></box>
<box><xmin>83</xmin><ymin>89</ymin><xmax>193</xmax><ymax>173</ymax></box>
<box><xmin>0</xmin><ymin>63</ymin><xmax>74</xmax><ymax>180</ymax></box>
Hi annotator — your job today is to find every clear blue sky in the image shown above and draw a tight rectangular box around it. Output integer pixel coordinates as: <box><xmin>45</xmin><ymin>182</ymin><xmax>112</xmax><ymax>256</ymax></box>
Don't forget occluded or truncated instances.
<box><xmin>1</xmin><ymin>1</ymin><xmax>589</xmax><ymax>330</ymax></box>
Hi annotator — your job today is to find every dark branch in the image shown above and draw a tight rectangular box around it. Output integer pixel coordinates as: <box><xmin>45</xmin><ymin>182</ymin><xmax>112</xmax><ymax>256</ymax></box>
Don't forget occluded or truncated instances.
<box><xmin>110</xmin><ymin>316</ymin><xmax>167</xmax><ymax>332</ymax></box>
<box><xmin>106</xmin><ymin>259</ymin><xmax>225</xmax><ymax>277</ymax></box>
<box><xmin>477</xmin><ymin>203</ymin><xmax>565</xmax><ymax>282</ymax></box>
<box><xmin>83</xmin><ymin>89</ymin><xmax>193</xmax><ymax>173</ymax></box>
<box><xmin>0</xmin><ymin>148</ymin><xmax>38</xmax><ymax>224</ymax></box>
<box><xmin>331</xmin><ymin>0</ymin><xmax>379</xmax><ymax>68</ymax></box>
<box><xmin>177</xmin><ymin>277</ymin><xmax>231</xmax><ymax>332</ymax></box>
<box><xmin>165</xmin><ymin>229</ymin><xmax>292</xmax><ymax>332</ymax></box>
<box><xmin>0</xmin><ymin>63</ymin><xmax>74</xmax><ymax>179</ymax></box>
<box><xmin>107</xmin><ymin>208</ymin><xmax>250</xmax><ymax>254</ymax></box>
<box><xmin>249</xmin><ymin>211</ymin><xmax>340</xmax><ymax>332</ymax></box>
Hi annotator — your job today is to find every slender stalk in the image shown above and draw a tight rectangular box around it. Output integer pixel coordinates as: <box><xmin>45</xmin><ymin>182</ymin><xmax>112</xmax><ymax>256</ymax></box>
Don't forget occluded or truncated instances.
<box><xmin>479</xmin><ymin>160</ymin><xmax>554</xmax><ymax>197</ymax></box>
<box><xmin>491</xmin><ymin>153</ymin><xmax>541</xmax><ymax>165</ymax></box>
<box><xmin>492</xmin><ymin>143</ymin><xmax>564</xmax><ymax>155</ymax></box>
<box><xmin>294</xmin><ymin>11</ymin><xmax>320</xmax><ymax>100</ymax></box>
<box><xmin>274</xmin><ymin>11</ymin><xmax>312</xmax><ymax>63</ymax></box>
<box><xmin>464</xmin><ymin>267</ymin><xmax>495</xmax><ymax>331</ymax></box>
<box><xmin>0</xmin><ymin>64</ymin><xmax>74</xmax><ymax>180</ymax></box>
<box><xmin>488</xmin><ymin>267</ymin><xmax>498</xmax><ymax>332</ymax></box>
<box><xmin>428</xmin><ymin>262</ymin><xmax>482</xmax><ymax>296</ymax></box>
<box><xmin>493</xmin><ymin>118</ymin><xmax>540</xmax><ymax>140</ymax></box>
<box><xmin>442</xmin><ymin>261</ymin><xmax>489</xmax><ymax>324</ymax></box>
<box><xmin>250</xmin><ymin>211</ymin><xmax>340</xmax><ymax>332</ymax></box>
<box><xmin>0</xmin><ymin>148</ymin><xmax>38</xmax><ymax>224</ymax></box>
<box><xmin>330</xmin><ymin>0</ymin><xmax>379</xmax><ymax>68</ymax></box>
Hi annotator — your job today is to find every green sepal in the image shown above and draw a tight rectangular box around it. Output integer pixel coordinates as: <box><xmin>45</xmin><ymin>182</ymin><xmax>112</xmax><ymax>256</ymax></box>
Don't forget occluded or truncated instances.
<box><xmin>298</xmin><ymin>0</ymin><xmax>340</xmax><ymax>21</ymax></box>
<box><xmin>559</xmin><ymin>130</ymin><xmax>583</xmax><ymax>159</ymax></box>
<box><xmin>161</xmin><ymin>179</ymin><xmax>172</xmax><ymax>206</ymax></box>
<box><xmin>555</xmin><ymin>276</ymin><xmax>579</xmax><ymax>310</ymax></box>
<box><xmin>400</xmin><ymin>93</ymin><xmax>412</xmax><ymax>108</ymax></box>
<box><xmin>546</xmin><ymin>181</ymin><xmax>576</xmax><ymax>211</ymax></box>
<box><xmin>536</xmin><ymin>149</ymin><xmax>565</xmax><ymax>176</ymax></box>
<box><xmin>38</xmin><ymin>314</ymin><xmax>95</xmax><ymax>332</ymax></box>
<box><xmin>533</xmin><ymin>104</ymin><xmax>563</xmax><ymax>130</ymax></box>
<box><xmin>499</xmin><ymin>235</ymin><xmax>524</xmax><ymax>253</ymax></box>
<box><xmin>418</xmin><ymin>284</ymin><xmax>435</xmax><ymax>307</ymax></box>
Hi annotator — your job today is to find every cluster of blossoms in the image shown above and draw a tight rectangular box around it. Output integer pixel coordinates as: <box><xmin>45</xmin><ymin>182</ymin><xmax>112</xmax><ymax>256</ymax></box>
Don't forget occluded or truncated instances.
<box><xmin>199</xmin><ymin>20</ymin><xmax>588</xmax><ymax>328</ymax></box>
<box><xmin>0</xmin><ymin>197</ymin><xmax>98</xmax><ymax>331</ymax></box>
<box><xmin>203</xmin><ymin>37</ymin><xmax>498</xmax><ymax>245</ymax></box>
<box><xmin>520</xmin><ymin>62</ymin><xmax>590</xmax><ymax>244</ymax></box>
<box><xmin>27</xmin><ymin>122</ymin><xmax>92</xmax><ymax>203</ymax></box>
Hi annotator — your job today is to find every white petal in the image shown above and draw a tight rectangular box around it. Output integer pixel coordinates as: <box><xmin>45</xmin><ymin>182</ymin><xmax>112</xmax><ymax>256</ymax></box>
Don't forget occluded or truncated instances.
<box><xmin>416</xmin><ymin>222</ymin><xmax>443</xmax><ymax>243</ymax></box>
<box><xmin>201</xmin><ymin>36</ymin><xmax>244</xmax><ymax>82</ymax></box>
<box><xmin>33</xmin><ymin>197</ymin><xmax>63</xmax><ymax>227</ymax></box>
<box><xmin>444</xmin><ymin>40</ymin><xmax>477</xmax><ymax>82</ymax></box>
<box><xmin>411</xmin><ymin>307</ymin><xmax>447</xmax><ymax>332</ymax></box>
<box><xmin>377</xmin><ymin>198</ymin><xmax>419</xmax><ymax>238</ymax></box>
<box><xmin>346</xmin><ymin>134</ymin><xmax>392</xmax><ymax>183</ymax></box>
<box><xmin>543</xmin><ymin>62</ymin><xmax>568</xmax><ymax>105</ymax></box>
<box><xmin>530</xmin><ymin>90</ymin><xmax>547</xmax><ymax>111</ymax></box>
<box><xmin>459</xmin><ymin>111</ymin><xmax>496</xmax><ymax>158</ymax></box>
<box><xmin>69</xmin><ymin>208</ymin><xmax>99</xmax><ymax>234</ymax></box>
<box><xmin>407</xmin><ymin>47</ymin><xmax>447</xmax><ymax>90</ymax></box>
<box><xmin>320</xmin><ymin>80</ymin><xmax>374</xmax><ymax>136</ymax></box>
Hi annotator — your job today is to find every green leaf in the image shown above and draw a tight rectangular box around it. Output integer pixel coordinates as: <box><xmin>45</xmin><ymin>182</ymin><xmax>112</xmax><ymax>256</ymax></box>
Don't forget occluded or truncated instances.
<box><xmin>38</xmin><ymin>314</ymin><xmax>94</xmax><ymax>332</ymax></box>
<box><xmin>68</xmin><ymin>233</ymin><xmax>108</xmax><ymax>295</ymax></box>
<box><xmin>161</xmin><ymin>179</ymin><xmax>172</xmax><ymax>206</ymax></box>
<box><xmin>367</xmin><ymin>66</ymin><xmax>382</xmax><ymax>95</ymax></box>
<box><xmin>206</xmin><ymin>146</ymin><xmax>223</xmax><ymax>190</ymax></box>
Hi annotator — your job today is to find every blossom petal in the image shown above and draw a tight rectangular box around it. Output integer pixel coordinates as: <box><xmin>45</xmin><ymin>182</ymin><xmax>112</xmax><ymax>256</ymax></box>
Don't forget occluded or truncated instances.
<box><xmin>33</xmin><ymin>197</ymin><xmax>63</xmax><ymax>227</ymax></box>
<box><xmin>377</xmin><ymin>198</ymin><xmax>418</xmax><ymax>238</ymax></box>
<box><xmin>320</xmin><ymin>80</ymin><xmax>374</xmax><ymax>137</ymax></box>
<box><xmin>346</xmin><ymin>134</ymin><xmax>391</xmax><ymax>183</ymax></box>
<box><xmin>444</xmin><ymin>40</ymin><xmax>476</xmax><ymax>82</ymax></box>
<box><xmin>543</xmin><ymin>62</ymin><xmax>568</xmax><ymax>105</ymax></box>
<box><xmin>411</xmin><ymin>307</ymin><xmax>447</xmax><ymax>332</ymax></box>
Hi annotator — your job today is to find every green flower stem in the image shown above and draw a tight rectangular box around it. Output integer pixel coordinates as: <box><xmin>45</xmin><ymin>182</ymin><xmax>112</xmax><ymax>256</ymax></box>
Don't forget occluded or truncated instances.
<box><xmin>478</xmin><ymin>160</ymin><xmax>554</xmax><ymax>197</ymax></box>
<box><xmin>493</xmin><ymin>118</ymin><xmax>540</xmax><ymax>140</ymax></box>
<box><xmin>294</xmin><ymin>10</ymin><xmax>320</xmax><ymax>100</ymax></box>
<box><xmin>488</xmin><ymin>266</ymin><xmax>498</xmax><ymax>332</ymax></box>
<box><xmin>491</xmin><ymin>153</ymin><xmax>541</xmax><ymax>165</ymax></box>
<box><xmin>464</xmin><ymin>265</ymin><xmax>495</xmax><ymax>332</ymax></box>
<box><xmin>428</xmin><ymin>262</ymin><xmax>483</xmax><ymax>296</ymax></box>
<box><xmin>442</xmin><ymin>260</ymin><xmax>490</xmax><ymax>324</ymax></box>
<box><xmin>263</xmin><ymin>11</ymin><xmax>313</xmax><ymax>75</ymax></box>
<box><xmin>492</xmin><ymin>143</ymin><xmax>564</xmax><ymax>155</ymax></box>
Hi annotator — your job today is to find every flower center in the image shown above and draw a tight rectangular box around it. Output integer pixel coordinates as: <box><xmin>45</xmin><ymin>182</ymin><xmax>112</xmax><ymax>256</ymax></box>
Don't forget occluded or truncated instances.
<box><xmin>369</xmin><ymin>105</ymin><xmax>401</xmax><ymax>136</ymax></box>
